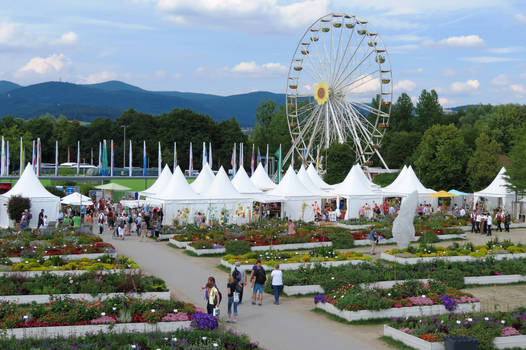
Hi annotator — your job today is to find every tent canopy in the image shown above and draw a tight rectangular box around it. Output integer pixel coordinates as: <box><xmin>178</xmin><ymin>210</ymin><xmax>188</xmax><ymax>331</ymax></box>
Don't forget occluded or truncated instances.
<box><xmin>334</xmin><ymin>164</ymin><xmax>383</xmax><ymax>197</ymax></box>
<box><xmin>250</xmin><ymin>162</ymin><xmax>276</xmax><ymax>191</ymax></box>
<box><xmin>382</xmin><ymin>165</ymin><xmax>435</xmax><ymax>197</ymax></box>
<box><xmin>2</xmin><ymin>163</ymin><xmax>59</xmax><ymax>199</ymax></box>
<box><xmin>61</xmin><ymin>192</ymin><xmax>93</xmax><ymax>206</ymax></box>
<box><xmin>267</xmin><ymin>165</ymin><xmax>317</xmax><ymax>199</ymax></box>
<box><xmin>449</xmin><ymin>189</ymin><xmax>470</xmax><ymax>196</ymax></box>
<box><xmin>190</xmin><ymin>163</ymin><xmax>215</xmax><ymax>194</ymax></box>
<box><xmin>427</xmin><ymin>190</ymin><xmax>458</xmax><ymax>198</ymax></box>
<box><xmin>139</xmin><ymin>164</ymin><xmax>172</xmax><ymax>197</ymax></box>
<box><xmin>232</xmin><ymin>167</ymin><xmax>262</xmax><ymax>194</ymax></box>
<box><xmin>474</xmin><ymin>167</ymin><xmax>514</xmax><ymax>198</ymax></box>
<box><xmin>297</xmin><ymin>166</ymin><xmax>331</xmax><ymax>197</ymax></box>
<box><xmin>203</xmin><ymin>166</ymin><xmax>249</xmax><ymax>200</ymax></box>
<box><xmin>150</xmin><ymin>166</ymin><xmax>201</xmax><ymax>201</ymax></box>
<box><xmin>306</xmin><ymin>164</ymin><xmax>333</xmax><ymax>190</ymax></box>
<box><xmin>95</xmin><ymin>183</ymin><xmax>131</xmax><ymax>191</ymax></box>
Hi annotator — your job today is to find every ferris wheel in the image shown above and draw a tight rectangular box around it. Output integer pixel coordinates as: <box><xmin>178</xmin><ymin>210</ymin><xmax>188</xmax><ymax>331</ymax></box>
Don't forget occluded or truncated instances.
<box><xmin>284</xmin><ymin>13</ymin><xmax>392</xmax><ymax>169</ymax></box>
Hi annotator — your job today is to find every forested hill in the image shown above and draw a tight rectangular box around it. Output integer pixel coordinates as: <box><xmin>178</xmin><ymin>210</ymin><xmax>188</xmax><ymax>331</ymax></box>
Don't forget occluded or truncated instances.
<box><xmin>0</xmin><ymin>80</ymin><xmax>284</xmax><ymax>127</ymax></box>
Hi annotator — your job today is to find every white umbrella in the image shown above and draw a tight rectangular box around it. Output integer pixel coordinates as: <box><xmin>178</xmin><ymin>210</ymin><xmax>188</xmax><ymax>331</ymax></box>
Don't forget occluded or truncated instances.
<box><xmin>61</xmin><ymin>192</ymin><xmax>93</xmax><ymax>206</ymax></box>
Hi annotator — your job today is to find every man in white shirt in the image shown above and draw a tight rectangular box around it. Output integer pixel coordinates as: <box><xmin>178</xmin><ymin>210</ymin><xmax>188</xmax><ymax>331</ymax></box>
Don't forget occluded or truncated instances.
<box><xmin>270</xmin><ymin>264</ymin><xmax>283</xmax><ymax>305</ymax></box>
<box><xmin>475</xmin><ymin>213</ymin><xmax>482</xmax><ymax>233</ymax></box>
<box><xmin>486</xmin><ymin>213</ymin><xmax>493</xmax><ymax>236</ymax></box>
<box><xmin>460</xmin><ymin>208</ymin><xmax>466</xmax><ymax>217</ymax></box>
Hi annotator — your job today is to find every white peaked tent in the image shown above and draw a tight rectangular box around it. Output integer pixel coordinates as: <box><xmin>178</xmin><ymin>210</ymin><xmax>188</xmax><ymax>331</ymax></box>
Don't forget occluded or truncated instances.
<box><xmin>190</xmin><ymin>163</ymin><xmax>215</xmax><ymax>194</ymax></box>
<box><xmin>61</xmin><ymin>192</ymin><xmax>93</xmax><ymax>206</ymax></box>
<box><xmin>297</xmin><ymin>166</ymin><xmax>332</xmax><ymax>197</ymax></box>
<box><xmin>139</xmin><ymin>164</ymin><xmax>172</xmax><ymax>197</ymax></box>
<box><xmin>267</xmin><ymin>165</ymin><xmax>322</xmax><ymax>222</ymax></box>
<box><xmin>382</xmin><ymin>165</ymin><xmax>436</xmax><ymax>204</ymax></box>
<box><xmin>232</xmin><ymin>167</ymin><xmax>262</xmax><ymax>194</ymax></box>
<box><xmin>333</xmin><ymin>165</ymin><xmax>384</xmax><ymax>219</ymax></box>
<box><xmin>200</xmin><ymin>166</ymin><xmax>252</xmax><ymax>224</ymax></box>
<box><xmin>0</xmin><ymin>164</ymin><xmax>60</xmax><ymax>228</ymax></box>
<box><xmin>250</xmin><ymin>163</ymin><xmax>276</xmax><ymax>191</ymax></box>
<box><xmin>150</xmin><ymin>166</ymin><xmax>205</xmax><ymax>225</ymax></box>
<box><xmin>306</xmin><ymin>163</ymin><xmax>333</xmax><ymax>190</ymax></box>
<box><xmin>474</xmin><ymin>167</ymin><xmax>514</xmax><ymax>210</ymax></box>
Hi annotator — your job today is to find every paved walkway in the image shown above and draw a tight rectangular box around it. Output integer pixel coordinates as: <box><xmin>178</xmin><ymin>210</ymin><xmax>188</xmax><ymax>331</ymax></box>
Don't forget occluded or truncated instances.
<box><xmin>100</xmin><ymin>229</ymin><xmax>386</xmax><ymax>350</ymax></box>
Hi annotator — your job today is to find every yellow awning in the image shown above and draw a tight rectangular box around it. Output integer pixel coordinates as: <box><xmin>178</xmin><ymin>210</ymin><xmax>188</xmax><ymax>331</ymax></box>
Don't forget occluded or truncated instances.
<box><xmin>427</xmin><ymin>190</ymin><xmax>459</xmax><ymax>198</ymax></box>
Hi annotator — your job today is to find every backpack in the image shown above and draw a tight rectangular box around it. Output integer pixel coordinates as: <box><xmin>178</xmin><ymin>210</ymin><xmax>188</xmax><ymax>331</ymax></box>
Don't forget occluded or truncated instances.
<box><xmin>232</xmin><ymin>268</ymin><xmax>241</xmax><ymax>282</ymax></box>
<box><xmin>255</xmin><ymin>268</ymin><xmax>266</xmax><ymax>284</ymax></box>
<box><xmin>119</xmin><ymin>220</ymin><xmax>125</xmax><ymax>228</ymax></box>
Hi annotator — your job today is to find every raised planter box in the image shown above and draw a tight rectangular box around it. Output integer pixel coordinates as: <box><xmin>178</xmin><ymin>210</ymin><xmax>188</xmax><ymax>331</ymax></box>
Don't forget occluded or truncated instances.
<box><xmin>384</xmin><ymin>324</ymin><xmax>526</xmax><ymax>350</ymax></box>
<box><xmin>380</xmin><ymin>252</ymin><xmax>526</xmax><ymax>265</ymax></box>
<box><xmin>186</xmin><ymin>245</ymin><xmax>225</xmax><ymax>256</ymax></box>
<box><xmin>168</xmin><ymin>238</ymin><xmax>190</xmax><ymax>248</ymax></box>
<box><xmin>353</xmin><ymin>234</ymin><xmax>465</xmax><ymax>247</ymax></box>
<box><xmin>220</xmin><ymin>259</ymin><xmax>366</xmax><ymax>271</ymax></box>
<box><xmin>158</xmin><ymin>234</ymin><xmax>173</xmax><ymax>240</ymax></box>
<box><xmin>5</xmin><ymin>320</ymin><xmax>192</xmax><ymax>340</ymax></box>
<box><xmin>283</xmin><ymin>285</ymin><xmax>324</xmax><ymax>296</ymax></box>
<box><xmin>464</xmin><ymin>274</ymin><xmax>526</xmax><ymax>285</ymax></box>
<box><xmin>316</xmin><ymin>300</ymin><xmax>480</xmax><ymax>322</ymax></box>
<box><xmin>0</xmin><ymin>291</ymin><xmax>170</xmax><ymax>304</ymax></box>
<box><xmin>9</xmin><ymin>252</ymin><xmax>117</xmax><ymax>263</ymax></box>
<box><xmin>250</xmin><ymin>241</ymin><xmax>332</xmax><ymax>251</ymax></box>
<box><xmin>0</xmin><ymin>269</ymin><xmax>140</xmax><ymax>278</ymax></box>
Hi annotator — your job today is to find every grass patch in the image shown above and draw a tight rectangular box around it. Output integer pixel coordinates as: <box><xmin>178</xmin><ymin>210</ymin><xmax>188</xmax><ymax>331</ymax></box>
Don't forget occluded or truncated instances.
<box><xmin>167</xmin><ymin>243</ymin><xmax>184</xmax><ymax>249</ymax></box>
<box><xmin>379</xmin><ymin>336</ymin><xmax>417</xmax><ymax>350</ymax></box>
<box><xmin>183</xmin><ymin>250</ymin><xmax>224</xmax><ymax>258</ymax></box>
<box><xmin>311</xmin><ymin>308</ymin><xmax>390</xmax><ymax>325</ymax></box>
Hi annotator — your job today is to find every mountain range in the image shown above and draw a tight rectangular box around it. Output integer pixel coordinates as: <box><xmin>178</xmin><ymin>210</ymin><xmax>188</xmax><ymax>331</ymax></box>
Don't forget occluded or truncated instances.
<box><xmin>0</xmin><ymin>80</ymin><xmax>285</xmax><ymax>127</ymax></box>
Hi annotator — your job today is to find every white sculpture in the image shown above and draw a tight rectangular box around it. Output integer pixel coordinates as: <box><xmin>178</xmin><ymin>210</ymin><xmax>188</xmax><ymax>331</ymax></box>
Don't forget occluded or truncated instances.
<box><xmin>392</xmin><ymin>190</ymin><xmax>418</xmax><ymax>249</ymax></box>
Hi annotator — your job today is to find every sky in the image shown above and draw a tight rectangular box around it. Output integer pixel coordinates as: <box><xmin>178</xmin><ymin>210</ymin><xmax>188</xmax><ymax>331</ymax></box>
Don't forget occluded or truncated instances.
<box><xmin>1</xmin><ymin>0</ymin><xmax>526</xmax><ymax>107</ymax></box>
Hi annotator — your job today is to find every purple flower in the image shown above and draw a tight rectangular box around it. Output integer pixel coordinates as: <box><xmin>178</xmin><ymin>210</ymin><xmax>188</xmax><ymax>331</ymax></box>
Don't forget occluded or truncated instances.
<box><xmin>314</xmin><ymin>294</ymin><xmax>326</xmax><ymax>304</ymax></box>
<box><xmin>191</xmin><ymin>312</ymin><xmax>218</xmax><ymax>330</ymax></box>
<box><xmin>440</xmin><ymin>295</ymin><xmax>457</xmax><ymax>312</ymax></box>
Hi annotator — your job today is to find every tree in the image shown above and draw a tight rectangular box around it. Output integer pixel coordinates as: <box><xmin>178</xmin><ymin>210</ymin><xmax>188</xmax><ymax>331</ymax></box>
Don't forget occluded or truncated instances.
<box><xmin>413</xmin><ymin>124</ymin><xmax>468</xmax><ymax>190</ymax></box>
<box><xmin>7</xmin><ymin>196</ymin><xmax>31</xmax><ymax>223</ymax></box>
<box><xmin>323</xmin><ymin>143</ymin><xmax>354</xmax><ymax>184</ymax></box>
<box><xmin>389</xmin><ymin>93</ymin><xmax>414</xmax><ymax>132</ymax></box>
<box><xmin>486</xmin><ymin>104</ymin><xmax>526</xmax><ymax>153</ymax></box>
<box><xmin>380</xmin><ymin>131</ymin><xmax>422</xmax><ymax>168</ymax></box>
<box><xmin>466</xmin><ymin>134</ymin><xmax>502</xmax><ymax>191</ymax></box>
<box><xmin>415</xmin><ymin>89</ymin><xmax>443</xmax><ymax>131</ymax></box>
<box><xmin>505</xmin><ymin>124</ymin><xmax>526</xmax><ymax>195</ymax></box>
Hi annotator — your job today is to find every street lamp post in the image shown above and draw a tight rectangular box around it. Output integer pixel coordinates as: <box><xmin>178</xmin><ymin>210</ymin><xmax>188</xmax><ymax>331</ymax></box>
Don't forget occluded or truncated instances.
<box><xmin>121</xmin><ymin>125</ymin><xmax>127</xmax><ymax>169</ymax></box>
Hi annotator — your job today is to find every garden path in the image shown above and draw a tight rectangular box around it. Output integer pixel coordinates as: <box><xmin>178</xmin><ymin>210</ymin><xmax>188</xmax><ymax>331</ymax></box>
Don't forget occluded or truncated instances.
<box><xmin>100</xmin><ymin>229</ymin><xmax>388</xmax><ymax>350</ymax></box>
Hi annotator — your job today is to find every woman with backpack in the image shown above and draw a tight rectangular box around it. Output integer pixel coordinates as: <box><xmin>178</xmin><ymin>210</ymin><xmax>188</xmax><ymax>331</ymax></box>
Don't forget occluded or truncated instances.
<box><xmin>227</xmin><ymin>275</ymin><xmax>240</xmax><ymax>322</ymax></box>
<box><xmin>201</xmin><ymin>277</ymin><xmax>221</xmax><ymax>315</ymax></box>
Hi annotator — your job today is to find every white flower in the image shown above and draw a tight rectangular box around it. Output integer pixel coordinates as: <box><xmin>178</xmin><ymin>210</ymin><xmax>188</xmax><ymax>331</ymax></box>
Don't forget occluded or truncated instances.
<box><xmin>131</xmin><ymin>346</ymin><xmax>136</xmax><ymax>349</ymax></box>
<box><xmin>173</xmin><ymin>309</ymin><xmax>178</xmax><ymax>313</ymax></box>
<box><xmin>101</xmin><ymin>312</ymin><xmax>106</xmax><ymax>316</ymax></box>
<box><xmin>112</xmin><ymin>307</ymin><xmax>117</xmax><ymax>311</ymax></box>
<box><xmin>25</xmin><ymin>261</ymin><xmax>29</xmax><ymax>264</ymax></box>
<box><xmin>331</xmin><ymin>277</ymin><xmax>335</xmax><ymax>280</ymax></box>
<box><xmin>151</xmin><ymin>309</ymin><xmax>156</xmax><ymax>313</ymax></box>
<box><xmin>387</xmin><ymin>293</ymin><xmax>391</xmax><ymax>297</ymax></box>
<box><xmin>23</xmin><ymin>315</ymin><xmax>28</xmax><ymax>320</ymax></box>
<box><xmin>172</xmin><ymin>338</ymin><xmax>177</xmax><ymax>342</ymax></box>
<box><xmin>213</xmin><ymin>344</ymin><xmax>218</xmax><ymax>347</ymax></box>
<box><xmin>501</xmin><ymin>320</ymin><xmax>506</xmax><ymax>324</ymax></box>
<box><xmin>421</xmin><ymin>295</ymin><xmax>426</xmax><ymax>298</ymax></box>
<box><xmin>456</xmin><ymin>320</ymin><xmax>461</xmax><ymax>324</ymax></box>
<box><xmin>484</xmin><ymin>317</ymin><xmax>489</xmax><ymax>321</ymax></box>
<box><xmin>202</xmin><ymin>336</ymin><xmax>207</xmax><ymax>341</ymax></box>
<box><xmin>468</xmin><ymin>318</ymin><xmax>473</xmax><ymax>322</ymax></box>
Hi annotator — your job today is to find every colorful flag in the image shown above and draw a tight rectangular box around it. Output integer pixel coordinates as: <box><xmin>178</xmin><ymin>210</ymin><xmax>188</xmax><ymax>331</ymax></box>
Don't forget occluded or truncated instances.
<box><xmin>32</xmin><ymin>140</ymin><xmax>36</xmax><ymax>172</ymax></box>
<box><xmin>98</xmin><ymin>142</ymin><xmax>102</xmax><ymax>170</ymax></box>
<box><xmin>188</xmin><ymin>142</ymin><xmax>193</xmax><ymax>176</ymax></box>
<box><xmin>67</xmin><ymin>146</ymin><xmax>70</xmax><ymax>163</ymax></box>
<box><xmin>76</xmin><ymin>140</ymin><xmax>80</xmax><ymax>175</ymax></box>
<box><xmin>54</xmin><ymin>140</ymin><xmax>58</xmax><ymax>176</ymax></box>
<box><xmin>101</xmin><ymin>140</ymin><xmax>108</xmax><ymax>176</ymax></box>
<box><xmin>158</xmin><ymin>141</ymin><xmax>162</xmax><ymax>176</ymax></box>
<box><xmin>37</xmin><ymin>138</ymin><xmax>41</xmax><ymax>176</ymax></box>
<box><xmin>274</xmin><ymin>145</ymin><xmax>282</xmax><ymax>183</ymax></box>
<box><xmin>202</xmin><ymin>141</ymin><xmax>207</xmax><ymax>169</ymax></box>
<box><xmin>142</xmin><ymin>141</ymin><xmax>147</xmax><ymax>176</ymax></box>
<box><xmin>265</xmin><ymin>144</ymin><xmax>269</xmax><ymax>173</ymax></box>
<box><xmin>302</xmin><ymin>148</ymin><xmax>306</xmax><ymax>166</ymax></box>
<box><xmin>5</xmin><ymin>140</ymin><xmax>9</xmax><ymax>176</ymax></box>
<box><xmin>231</xmin><ymin>143</ymin><xmax>236</xmax><ymax>178</ymax></box>
<box><xmin>316</xmin><ymin>145</ymin><xmax>320</xmax><ymax>170</ymax></box>
<box><xmin>239</xmin><ymin>143</ymin><xmax>243</xmax><ymax>170</ymax></box>
<box><xmin>209</xmin><ymin>142</ymin><xmax>212</xmax><ymax>169</ymax></box>
<box><xmin>1</xmin><ymin>136</ymin><xmax>4</xmax><ymax>176</ymax></box>
<box><xmin>257</xmin><ymin>147</ymin><xmax>261</xmax><ymax>166</ymax></box>
<box><xmin>250</xmin><ymin>144</ymin><xmax>255</xmax><ymax>175</ymax></box>
<box><xmin>129</xmin><ymin>140</ymin><xmax>132</xmax><ymax>176</ymax></box>
<box><xmin>20</xmin><ymin>137</ymin><xmax>24</xmax><ymax>175</ymax></box>
<box><xmin>110</xmin><ymin>140</ymin><xmax>114</xmax><ymax>177</ymax></box>
<box><xmin>173</xmin><ymin>142</ymin><xmax>177</xmax><ymax>172</ymax></box>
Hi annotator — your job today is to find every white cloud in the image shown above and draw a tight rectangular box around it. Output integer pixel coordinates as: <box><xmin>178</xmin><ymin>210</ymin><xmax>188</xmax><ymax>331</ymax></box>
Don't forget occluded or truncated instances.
<box><xmin>156</xmin><ymin>0</ymin><xmax>329</xmax><ymax>32</ymax></box>
<box><xmin>19</xmin><ymin>53</ymin><xmax>70</xmax><ymax>74</ymax></box>
<box><xmin>450</xmin><ymin>79</ymin><xmax>480</xmax><ymax>93</ymax></box>
<box><xmin>389</xmin><ymin>44</ymin><xmax>419</xmax><ymax>54</ymax></box>
<box><xmin>230</xmin><ymin>61</ymin><xmax>287</xmax><ymax>77</ymax></box>
<box><xmin>346</xmin><ymin>76</ymin><xmax>380</xmax><ymax>95</ymax></box>
<box><xmin>438</xmin><ymin>97</ymin><xmax>449</xmax><ymax>106</ymax></box>
<box><xmin>394</xmin><ymin>79</ymin><xmax>416</xmax><ymax>91</ymax></box>
<box><xmin>78</xmin><ymin>71</ymin><xmax>118</xmax><ymax>84</ymax></box>
<box><xmin>510</xmin><ymin>84</ymin><xmax>526</xmax><ymax>96</ymax></box>
<box><xmin>520</xmin><ymin>73</ymin><xmax>526</xmax><ymax>79</ymax></box>
<box><xmin>384</xmin><ymin>34</ymin><xmax>423</xmax><ymax>42</ymax></box>
<box><xmin>59</xmin><ymin>31</ymin><xmax>78</xmax><ymax>45</ymax></box>
<box><xmin>491</xmin><ymin>74</ymin><xmax>510</xmax><ymax>86</ymax></box>
<box><xmin>488</xmin><ymin>46</ymin><xmax>523</xmax><ymax>54</ymax></box>
<box><xmin>443</xmin><ymin>68</ymin><xmax>456</xmax><ymax>77</ymax></box>
<box><xmin>0</xmin><ymin>21</ymin><xmax>19</xmax><ymax>43</ymax></box>
<box><xmin>515</xmin><ymin>13</ymin><xmax>526</xmax><ymax>24</ymax></box>
<box><xmin>460</xmin><ymin>56</ymin><xmax>519</xmax><ymax>63</ymax></box>
<box><xmin>425</xmin><ymin>35</ymin><xmax>485</xmax><ymax>48</ymax></box>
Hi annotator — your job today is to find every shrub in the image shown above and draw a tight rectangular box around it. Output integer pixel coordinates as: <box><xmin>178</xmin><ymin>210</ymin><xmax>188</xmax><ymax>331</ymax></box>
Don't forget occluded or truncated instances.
<box><xmin>328</xmin><ymin>231</ymin><xmax>354</xmax><ymax>249</ymax></box>
<box><xmin>7</xmin><ymin>195</ymin><xmax>31</xmax><ymax>222</ymax></box>
<box><xmin>45</xmin><ymin>186</ymin><xmax>65</xmax><ymax>198</ymax></box>
<box><xmin>419</xmin><ymin>231</ymin><xmax>440</xmax><ymax>244</ymax></box>
<box><xmin>225</xmin><ymin>240</ymin><xmax>251</xmax><ymax>255</ymax></box>
<box><xmin>432</xmin><ymin>268</ymin><xmax>465</xmax><ymax>289</ymax></box>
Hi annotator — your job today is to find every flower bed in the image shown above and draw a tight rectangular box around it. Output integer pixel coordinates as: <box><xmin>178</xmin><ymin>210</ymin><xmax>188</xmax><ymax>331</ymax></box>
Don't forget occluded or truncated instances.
<box><xmin>387</xmin><ymin>308</ymin><xmax>526</xmax><ymax>349</ymax></box>
<box><xmin>0</xmin><ymin>329</ymin><xmax>264</xmax><ymax>348</ymax></box>
<box><xmin>313</xmin><ymin>280</ymin><xmax>480</xmax><ymax>321</ymax></box>
<box><xmin>0</xmin><ymin>296</ymin><xmax>196</xmax><ymax>329</ymax></box>
<box><xmin>9</xmin><ymin>255</ymin><xmax>139</xmax><ymax>272</ymax></box>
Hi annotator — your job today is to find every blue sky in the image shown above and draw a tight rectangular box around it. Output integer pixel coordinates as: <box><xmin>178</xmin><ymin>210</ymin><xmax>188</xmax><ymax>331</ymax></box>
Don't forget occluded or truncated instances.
<box><xmin>1</xmin><ymin>0</ymin><xmax>525</xmax><ymax>106</ymax></box>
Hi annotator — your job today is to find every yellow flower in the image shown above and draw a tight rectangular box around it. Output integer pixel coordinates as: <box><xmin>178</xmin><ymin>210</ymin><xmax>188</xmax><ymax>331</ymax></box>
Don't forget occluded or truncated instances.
<box><xmin>314</xmin><ymin>82</ymin><xmax>329</xmax><ymax>105</ymax></box>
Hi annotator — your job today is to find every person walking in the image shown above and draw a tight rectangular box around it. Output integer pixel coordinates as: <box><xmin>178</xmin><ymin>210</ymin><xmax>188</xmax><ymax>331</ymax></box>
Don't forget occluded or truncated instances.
<box><xmin>230</xmin><ymin>261</ymin><xmax>246</xmax><ymax>304</ymax></box>
<box><xmin>250</xmin><ymin>260</ymin><xmax>266</xmax><ymax>306</ymax></box>
<box><xmin>271</xmin><ymin>264</ymin><xmax>283</xmax><ymax>305</ymax></box>
<box><xmin>496</xmin><ymin>211</ymin><xmax>503</xmax><ymax>232</ymax></box>
<box><xmin>227</xmin><ymin>275</ymin><xmax>239</xmax><ymax>323</ymax></box>
<box><xmin>201</xmin><ymin>277</ymin><xmax>221</xmax><ymax>315</ymax></box>
<box><xmin>470</xmin><ymin>211</ymin><xmax>476</xmax><ymax>233</ymax></box>
<box><xmin>487</xmin><ymin>213</ymin><xmax>493</xmax><ymax>236</ymax></box>
<box><xmin>504</xmin><ymin>211</ymin><xmax>511</xmax><ymax>232</ymax></box>
<box><xmin>475</xmin><ymin>212</ymin><xmax>482</xmax><ymax>233</ymax></box>
<box><xmin>369</xmin><ymin>226</ymin><xmax>378</xmax><ymax>255</ymax></box>
<box><xmin>37</xmin><ymin>209</ymin><xmax>45</xmax><ymax>229</ymax></box>
<box><xmin>98</xmin><ymin>211</ymin><xmax>105</xmax><ymax>235</ymax></box>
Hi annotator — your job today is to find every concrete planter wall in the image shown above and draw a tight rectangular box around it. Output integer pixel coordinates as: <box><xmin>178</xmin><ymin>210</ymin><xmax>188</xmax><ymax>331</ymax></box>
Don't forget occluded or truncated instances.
<box><xmin>220</xmin><ymin>259</ymin><xmax>365</xmax><ymax>271</ymax></box>
<box><xmin>384</xmin><ymin>325</ymin><xmax>526</xmax><ymax>350</ymax></box>
<box><xmin>9</xmin><ymin>252</ymin><xmax>117</xmax><ymax>263</ymax></box>
<box><xmin>158</xmin><ymin>234</ymin><xmax>173</xmax><ymax>240</ymax></box>
<box><xmin>168</xmin><ymin>238</ymin><xmax>190</xmax><ymax>248</ymax></box>
<box><xmin>186</xmin><ymin>245</ymin><xmax>225</xmax><ymax>256</ymax></box>
<box><xmin>0</xmin><ymin>291</ymin><xmax>170</xmax><ymax>304</ymax></box>
<box><xmin>464</xmin><ymin>274</ymin><xmax>526</xmax><ymax>285</ymax></box>
<box><xmin>380</xmin><ymin>252</ymin><xmax>526</xmax><ymax>265</ymax></box>
<box><xmin>316</xmin><ymin>300</ymin><xmax>480</xmax><ymax>322</ymax></box>
<box><xmin>0</xmin><ymin>269</ymin><xmax>140</xmax><ymax>278</ymax></box>
<box><xmin>251</xmin><ymin>241</ymin><xmax>332</xmax><ymax>251</ymax></box>
<box><xmin>283</xmin><ymin>285</ymin><xmax>324</xmax><ymax>296</ymax></box>
<box><xmin>5</xmin><ymin>320</ymin><xmax>192</xmax><ymax>340</ymax></box>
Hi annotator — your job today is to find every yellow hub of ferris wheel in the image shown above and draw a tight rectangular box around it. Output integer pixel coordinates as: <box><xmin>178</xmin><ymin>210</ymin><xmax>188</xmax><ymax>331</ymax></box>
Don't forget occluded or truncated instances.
<box><xmin>314</xmin><ymin>82</ymin><xmax>329</xmax><ymax>105</ymax></box>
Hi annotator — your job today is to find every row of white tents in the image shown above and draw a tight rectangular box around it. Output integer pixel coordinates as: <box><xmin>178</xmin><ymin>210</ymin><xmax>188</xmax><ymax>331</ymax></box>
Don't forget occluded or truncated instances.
<box><xmin>0</xmin><ymin>162</ymin><xmax>516</xmax><ymax>228</ymax></box>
